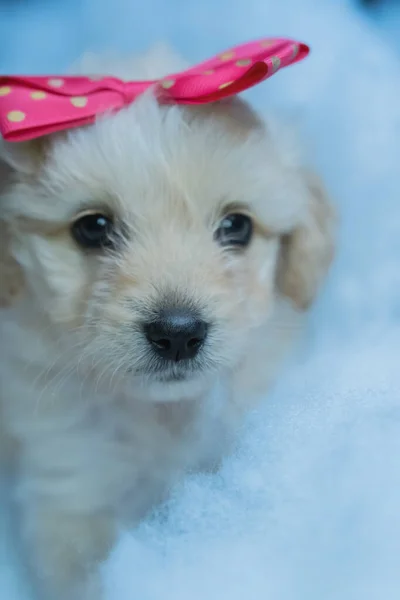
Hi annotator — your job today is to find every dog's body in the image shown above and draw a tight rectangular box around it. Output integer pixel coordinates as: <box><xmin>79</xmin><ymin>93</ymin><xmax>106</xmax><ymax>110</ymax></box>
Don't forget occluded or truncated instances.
<box><xmin>0</xmin><ymin>45</ymin><xmax>335</xmax><ymax>600</ymax></box>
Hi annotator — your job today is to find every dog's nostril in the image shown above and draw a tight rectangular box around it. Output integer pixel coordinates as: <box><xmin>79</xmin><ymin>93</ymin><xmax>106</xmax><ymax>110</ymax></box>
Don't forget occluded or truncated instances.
<box><xmin>187</xmin><ymin>337</ymin><xmax>202</xmax><ymax>349</ymax></box>
<box><xmin>153</xmin><ymin>338</ymin><xmax>171</xmax><ymax>351</ymax></box>
<box><xmin>144</xmin><ymin>309</ymin><xmax>208</xmax><ymax>362</ymax></box>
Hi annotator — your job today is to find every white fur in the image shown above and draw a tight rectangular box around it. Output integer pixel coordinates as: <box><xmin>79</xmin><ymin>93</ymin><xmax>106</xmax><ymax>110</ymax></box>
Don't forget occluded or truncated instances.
<box><xmin>0</xmin><ymin>44</ymin><xmax>335</xmax><ymax>600</ymax></box>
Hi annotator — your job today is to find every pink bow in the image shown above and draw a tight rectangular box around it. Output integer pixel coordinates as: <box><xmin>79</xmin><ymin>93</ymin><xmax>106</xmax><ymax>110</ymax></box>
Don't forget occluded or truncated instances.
<box><xmin>0</xmin><ymin>38</ymin><xmax>309</xmax><ymax>143</ymax></box>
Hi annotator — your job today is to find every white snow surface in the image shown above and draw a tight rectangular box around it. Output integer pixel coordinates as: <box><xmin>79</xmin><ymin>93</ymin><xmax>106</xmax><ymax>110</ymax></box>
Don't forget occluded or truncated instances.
<box><xmin>1</xmin><ymin>0</ymin><xmax>400</xmax><ymax>598</ymax></box>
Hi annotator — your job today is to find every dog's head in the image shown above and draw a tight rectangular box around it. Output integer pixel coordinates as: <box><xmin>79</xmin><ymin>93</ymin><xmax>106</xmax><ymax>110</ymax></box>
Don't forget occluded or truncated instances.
<box><xmin>0</xmin><ymin>51</ymin><xmax>335</xmax><ymax>402</ymax></box>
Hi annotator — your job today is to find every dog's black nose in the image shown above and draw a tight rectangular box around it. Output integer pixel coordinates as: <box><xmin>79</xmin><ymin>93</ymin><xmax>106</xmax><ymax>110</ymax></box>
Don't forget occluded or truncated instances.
<box><xmin>144</xmin><ymin>310</ymin><xmax>208</xmax><ymax>362</ymax></box>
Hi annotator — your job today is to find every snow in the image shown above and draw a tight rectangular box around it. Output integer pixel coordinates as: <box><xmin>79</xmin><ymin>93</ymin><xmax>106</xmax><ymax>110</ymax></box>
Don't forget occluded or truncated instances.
<box><xmin>1</xmin><ymin>0</ymin><xmax>400</xmax><ymax>598</ymax></box>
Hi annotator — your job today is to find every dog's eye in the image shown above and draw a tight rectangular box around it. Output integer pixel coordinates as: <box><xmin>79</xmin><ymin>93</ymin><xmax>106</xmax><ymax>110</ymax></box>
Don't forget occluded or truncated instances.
<box><xmin>215</xmin><ymin>213</ymin><xmax>253</xmax><ymax>248</ymax></box>
<box><xmin>71</xmin><ymin>212</ymin><xmax>115</xmax><ymax>249</ymax></box>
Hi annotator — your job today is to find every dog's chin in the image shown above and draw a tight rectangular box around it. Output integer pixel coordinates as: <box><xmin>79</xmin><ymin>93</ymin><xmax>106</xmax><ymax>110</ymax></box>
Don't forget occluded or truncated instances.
<box><xmin>129</xmin><ymin>369</ymin><xmax>215</xmax><ymax>403</ymax></box>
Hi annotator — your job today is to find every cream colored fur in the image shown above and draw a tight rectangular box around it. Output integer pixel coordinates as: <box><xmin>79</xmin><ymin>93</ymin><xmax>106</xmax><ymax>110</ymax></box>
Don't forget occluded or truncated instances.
<box><xmin>0</xmin><ymin>45</ymin><xmax>335</xmax><ymax>600</ymax></box>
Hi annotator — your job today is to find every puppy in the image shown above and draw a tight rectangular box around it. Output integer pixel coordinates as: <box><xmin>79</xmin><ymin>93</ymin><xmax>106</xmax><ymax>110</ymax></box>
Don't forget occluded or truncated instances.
<box><xmin>0</xmin><ymin>44</ymin><xmax>335</xmax><ymax>600</ymax></box>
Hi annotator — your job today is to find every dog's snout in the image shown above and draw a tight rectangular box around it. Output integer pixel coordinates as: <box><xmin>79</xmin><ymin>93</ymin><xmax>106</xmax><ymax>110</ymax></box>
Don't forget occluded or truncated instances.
<box><xmin>144</xmin><ymin>309</ymin><xmax>208</xmax><ymax>362</ymax></box>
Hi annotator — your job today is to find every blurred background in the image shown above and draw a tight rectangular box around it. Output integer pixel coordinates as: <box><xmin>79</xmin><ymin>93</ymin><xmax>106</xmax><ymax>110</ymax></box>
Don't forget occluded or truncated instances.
<box><xmin>1</xmin><ymin>1</ymin><xmax>400</xmax><ymax>599</ymax></box>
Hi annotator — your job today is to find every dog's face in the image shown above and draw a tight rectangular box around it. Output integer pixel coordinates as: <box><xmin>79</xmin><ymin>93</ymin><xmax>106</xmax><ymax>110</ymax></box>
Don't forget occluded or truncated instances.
<box><xmin>0</xmin><ymin>95</ymin><xmax>335</xmax><ymax>402</ymax></box>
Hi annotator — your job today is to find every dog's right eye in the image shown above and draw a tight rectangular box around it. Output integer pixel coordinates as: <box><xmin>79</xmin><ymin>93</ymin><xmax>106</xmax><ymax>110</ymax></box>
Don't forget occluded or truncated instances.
<box><xmin>71</xmin><ymin>212</ymin><xmax>115</xmax><ymax>249</ymax></box>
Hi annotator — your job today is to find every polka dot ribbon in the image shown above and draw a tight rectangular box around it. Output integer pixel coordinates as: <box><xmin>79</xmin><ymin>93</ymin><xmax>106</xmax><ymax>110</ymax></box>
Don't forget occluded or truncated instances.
<box><xmin>0</xmin><ymin>38</ymin><xmax>309</xmax><ymax>142</ymax></box>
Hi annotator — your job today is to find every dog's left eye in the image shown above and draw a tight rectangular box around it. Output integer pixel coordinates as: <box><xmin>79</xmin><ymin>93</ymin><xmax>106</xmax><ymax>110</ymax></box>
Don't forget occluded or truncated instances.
<box><xmin>71</xmin><ymin>212</ymin><xmax>115</xmax><ymax>249</ymax></box>
<box><xmin>215</xmin><ymin>213</ymin><xmax>253</xmax><ymax>248</ymax></box>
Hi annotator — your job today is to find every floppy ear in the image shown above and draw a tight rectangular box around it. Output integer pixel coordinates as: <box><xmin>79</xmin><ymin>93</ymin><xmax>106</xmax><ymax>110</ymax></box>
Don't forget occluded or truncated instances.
<box><xmin>276</xmin><ymin>170</ymin><xmax>336</xmax><ymax>310</ymax></box>
<box><xmin>0</xmin><ymin>220</ymin><xmax>25</xmax><ymax>308</ymax></box>
<box><xmin>0</xmin><ymin>139</ymin><xmax>44</xmax><ymax>307</ymax></box>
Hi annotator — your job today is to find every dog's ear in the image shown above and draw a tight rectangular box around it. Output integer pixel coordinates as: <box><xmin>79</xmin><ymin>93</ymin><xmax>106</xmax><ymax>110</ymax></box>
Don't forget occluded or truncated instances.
<box><xmin>0</xmin><ymin>139</ymin><xmax>44</xmax><ymax>307</ymax></box>
<box><xmin>0</xmin><ymin>220</ymin><xmax>25</xmax><ymax>307</ymax></box>
<box><xmin>276</xmin><ymin>170</ymin><xmax>336</xmax><ymax>310</ymax></box>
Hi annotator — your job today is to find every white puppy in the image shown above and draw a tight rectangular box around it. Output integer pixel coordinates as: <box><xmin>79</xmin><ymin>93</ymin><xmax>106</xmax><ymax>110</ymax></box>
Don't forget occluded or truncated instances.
<box><xmin>0</xmin><ymin>44</ymin><xmax>335</xmax><ymax>600</ymax></box>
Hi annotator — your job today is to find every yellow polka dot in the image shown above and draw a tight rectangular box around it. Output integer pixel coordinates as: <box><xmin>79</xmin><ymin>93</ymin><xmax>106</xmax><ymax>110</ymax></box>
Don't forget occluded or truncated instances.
<box><xmin>270</xmin><ymin>56</ymin><xmax>281</xmax><ymax>72</ymax></box>
<box><xmin>31</xmin><ymin>91</ymin><xmax>46</xmax><ymax>100</ymax></box>
<box><xmin>70</xmin><ymin>96</ymin><xmax>88</xmax><ymax>108</ymax></box>
<box><xmin>219</xmin><ymin>81</ymin><xmax>233</xmax><ymax>90</ymax></box>
<box><xmin>48</xmin><ymin>78</ymin><xmax>64</xmax><ymax>88</ymax></box>
<box><xmin>203</xmin><ymin>69</ymin><xmax>215</xmax><ymax>75</ymax></box>
<box><xmin>219</xmin><ymin>51</ymin><xmax>235</xmax><ymax>61</ymax></box>
<box><xmin>0</xmin><ymin>86</ymin><xmax>11</xmax><ymax>96</ymax></box>
<box><xmin>291</xmin><ymin>44</ymin><xmax>299</xmax><ymax>59</ymax></box>
<box><xmin>260</xmin><ymin>40</ymin><xmax>274</xmax><ymax>48</ymax></box>
<box><xmin>236</xmin><ymin>59</ymin><xmax>252</xmax><ymax>67</ymax></box>
<box><xmin>7</xmin><ymin>110</ymin><xmax>26</xmax><ymax>123</ymax></box>
<box><xmin>160</xmin><ymin>79</ymin><xmax>175</xmax><ymax>89</ymax></box>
